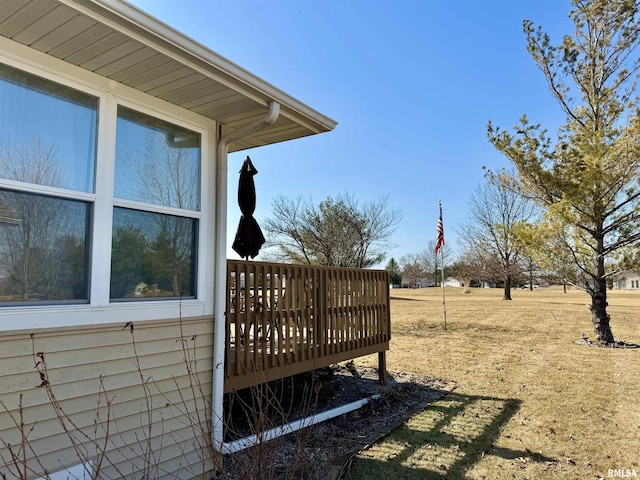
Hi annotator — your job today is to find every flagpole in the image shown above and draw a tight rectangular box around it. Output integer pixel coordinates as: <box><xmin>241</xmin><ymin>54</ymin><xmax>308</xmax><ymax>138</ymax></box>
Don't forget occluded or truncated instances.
<box><xmin>441</xmin><ymin>244</ymin><xmax>447</xmax><ymax>331</ymax></box>
<box><xmin>436</xmin><ymin>201</ymin><xmax>447</xmax><ymax>331</ymax></box>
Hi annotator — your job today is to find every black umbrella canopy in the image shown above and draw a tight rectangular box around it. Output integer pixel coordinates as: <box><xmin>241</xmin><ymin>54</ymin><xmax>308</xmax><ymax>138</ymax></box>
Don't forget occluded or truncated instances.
<box><xmin>232</xmin><ymin>156</ymin><xmax>265</xmax><ymax>259</ymax></box>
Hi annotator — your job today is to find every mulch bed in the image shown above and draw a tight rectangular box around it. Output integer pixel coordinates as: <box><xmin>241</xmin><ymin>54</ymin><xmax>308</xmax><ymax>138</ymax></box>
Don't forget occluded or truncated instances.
<box><xmin>218</xmin><ymin>364</ymin><xmax>457</xmax><ymax>479</ymax></box>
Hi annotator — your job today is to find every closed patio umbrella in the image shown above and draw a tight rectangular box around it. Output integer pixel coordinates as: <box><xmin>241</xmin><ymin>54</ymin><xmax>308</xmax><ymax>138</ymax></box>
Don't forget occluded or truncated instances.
<box><xmin>232</xmin><ymin>156</ymin><xmax>265</xmax><ymax>259</ymax></box>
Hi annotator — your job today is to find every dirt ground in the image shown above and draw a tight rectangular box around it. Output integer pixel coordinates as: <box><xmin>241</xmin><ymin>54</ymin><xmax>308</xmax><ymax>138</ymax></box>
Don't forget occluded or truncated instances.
<box><xmin>219</xmin><ymin>363</ymin><xmax>457</xmax><ymax>479</ymax></box>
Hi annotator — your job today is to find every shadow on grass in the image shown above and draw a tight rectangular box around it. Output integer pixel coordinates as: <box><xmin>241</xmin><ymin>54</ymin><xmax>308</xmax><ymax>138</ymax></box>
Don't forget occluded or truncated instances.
<box><xmin>390</xmin><ymin>295</ymin><xmax>428</xmax><ymax>301</ymax></box>
<box><xmin>221</xmin><ymin>368</ymin><xmax>456</xmax><ymax>479</ymax></box>
<box><xmin>342</xmin><ymin>391</ymin><xmax>556</xmax><ymax>479</ymax></box>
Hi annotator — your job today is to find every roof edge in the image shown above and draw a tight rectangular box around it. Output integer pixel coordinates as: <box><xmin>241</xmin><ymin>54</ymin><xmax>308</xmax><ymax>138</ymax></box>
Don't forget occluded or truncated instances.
<box><xmin>63</xmin><ymin>0</ymin><xmax>337</xmax><ymax>132</ymax></box>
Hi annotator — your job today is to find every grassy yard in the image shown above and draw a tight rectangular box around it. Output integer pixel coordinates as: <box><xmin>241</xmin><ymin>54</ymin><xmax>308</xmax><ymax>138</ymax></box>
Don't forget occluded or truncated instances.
<box><xmin>346</xmin><ymin>286</ymin><xmax>640</xmax><ymax>479</ymax></box>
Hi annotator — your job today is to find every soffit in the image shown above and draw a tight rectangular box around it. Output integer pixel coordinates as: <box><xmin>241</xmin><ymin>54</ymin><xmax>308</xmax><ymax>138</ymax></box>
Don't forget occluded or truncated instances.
<box><xmin>0</xmin><ymin>0</ymin><xmax>336</xmax><ymax>152</ymax></box>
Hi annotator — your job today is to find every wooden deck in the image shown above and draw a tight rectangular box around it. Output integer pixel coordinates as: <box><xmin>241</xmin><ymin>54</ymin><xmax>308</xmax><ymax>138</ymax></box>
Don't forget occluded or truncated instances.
<box><xmin>224</xmin><ymin>260</ymin><xmax>390</xmax><ymax>393</ymax></box>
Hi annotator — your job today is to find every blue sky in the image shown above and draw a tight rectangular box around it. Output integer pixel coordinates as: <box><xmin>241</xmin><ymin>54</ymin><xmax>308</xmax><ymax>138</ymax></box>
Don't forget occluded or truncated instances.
<box><xmin>129</xmin><ymin>0</ymin><xmax>574</xmax><ymax>266</ymax></box>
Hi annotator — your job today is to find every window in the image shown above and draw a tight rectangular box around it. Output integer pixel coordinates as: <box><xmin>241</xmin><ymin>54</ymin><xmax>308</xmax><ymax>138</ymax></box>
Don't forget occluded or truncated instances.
<box><xmin>0</xmin><ymin>64</ymin><xmax>96</xmax><ymax>304</ymax></box>
<box><xmin>114</xmin><ymin>107</ymin><xmax>200</xmax><ymax>210</ymax></box>
<box><xmin>111</xmin><ymin>107</ymin><xmax>201</xmax><ymax>300</ymax></box>
<box><xmin>0</xmin><ymin>191</ymin><xmax>90</xmax><ymax>303</ymax></box>
<box><xmin>110</xmin><ymin>208</ymin><xmax>198</xmax><ymax>299</ymax></box>
<box><xmin>0</xmin><ymin>62</ymin><xmax>204</xmax><ymax>308</ymax></box>
<box><xmin>0</xmin><ymin>63</ymin><xmax>97</xmax><ymax>192</ymax></box>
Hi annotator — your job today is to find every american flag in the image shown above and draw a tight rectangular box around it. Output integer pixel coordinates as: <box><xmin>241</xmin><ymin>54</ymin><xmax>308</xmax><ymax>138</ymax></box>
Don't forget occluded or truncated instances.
<box><xmin>435</xmin><ymin>203</ymin><xmax>445</xmax><ymax>254</ymax></box>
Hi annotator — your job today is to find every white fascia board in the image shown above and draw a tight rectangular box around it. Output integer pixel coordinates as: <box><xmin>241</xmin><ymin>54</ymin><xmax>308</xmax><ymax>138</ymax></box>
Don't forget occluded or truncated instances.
<box><xmin>62</xmin><ymin>0</ymin><xmax>337</xmax><ymax>132</ymax></box>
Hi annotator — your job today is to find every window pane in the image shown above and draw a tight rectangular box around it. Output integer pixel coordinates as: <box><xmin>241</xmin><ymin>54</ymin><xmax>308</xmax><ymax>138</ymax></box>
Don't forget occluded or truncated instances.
<box><xmin>0</xmin><ymin>189</ymin><xmax>89</xmax><ymax>303</ymax></box>
<box><xmin>111</xmin><ymin>207</ymin><xmax>197</xmax><ymax>300</ymax></box>
<box><xmin>0</xmin><ymin>63</ymin><xmax>97</xmax><ymax>193</ymax></box>
<box><xmin>115</xmin><ymin>107</ymin><xmax>201</xmax><ymax>210</ymax></box>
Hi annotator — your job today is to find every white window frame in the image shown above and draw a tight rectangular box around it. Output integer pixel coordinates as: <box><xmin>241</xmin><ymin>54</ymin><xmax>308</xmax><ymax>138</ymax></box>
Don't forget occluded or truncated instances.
<box><xmin>0</xmin><ymin>36</ymin><xmax>216</xmax><ymax>332</ymax></box>
<box><xmin>101</xmin><ymin>98</ymin><xmax>206</xmax><ymax>304</ymax></box>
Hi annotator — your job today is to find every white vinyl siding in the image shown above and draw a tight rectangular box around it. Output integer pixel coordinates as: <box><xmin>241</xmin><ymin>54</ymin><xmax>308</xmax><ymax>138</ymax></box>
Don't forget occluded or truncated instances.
<box><xmin>0</xmin><ymin>317</ymin><xmax>215</xmax><ymax>479</ymax></box>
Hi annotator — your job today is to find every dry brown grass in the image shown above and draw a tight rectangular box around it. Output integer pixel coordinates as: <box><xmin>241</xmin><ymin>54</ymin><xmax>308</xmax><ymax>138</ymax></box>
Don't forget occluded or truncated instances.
<box><xmin>346</xmin><ymin>286</ymin><xmax>640</xmax><ymax>479</ymax></box>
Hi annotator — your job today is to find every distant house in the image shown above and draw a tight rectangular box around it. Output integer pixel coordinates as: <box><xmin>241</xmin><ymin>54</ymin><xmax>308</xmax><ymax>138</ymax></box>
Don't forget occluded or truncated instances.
<box><xmin>613</xmin><ymin>271</ymin><xmax>640</xmax><ymax>290</ymax></box>
<box><xmin>443</xmin><ymin>277</ymin><xmax>463</xmax><ymax>287</ymax></box>
<box><xmin>398</xmin><ymin>275</ymin><xmax>464</xmax><ymax>288</ymax></box>
<box><xmin>400</xmin><ymin>274</ymin><xmax>435</xmax><ymax>288</ymax></box>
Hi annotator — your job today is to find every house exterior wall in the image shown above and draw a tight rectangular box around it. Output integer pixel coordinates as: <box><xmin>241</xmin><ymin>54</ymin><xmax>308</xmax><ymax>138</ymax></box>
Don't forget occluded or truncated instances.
<box><xmin>400</xmin><ymin>275</ymin><xmax>435</xmax><ymax>288</ymax></box>
<box><xmin>0</xmin><ymin>35</ymin><xmax>217</xmax><ymax>331</ymax></box>
<box><xmin>613</xmin><ymin>272</ymin><xmax>640</xmax><ymax>290</ymax></box>
<box><xmin>1</xmin><ymin>1</ymin><xmax>339</xmax><ymax>474</ymax></box>
<box><xmin>0</xmin><ymin>36</ymin><xmax>218</xmax><ymax>479</ymax></box>
<box><xmin>0</xmin><ymin>317</ymin><xmax>215</xmax><ymax>479</ymax></box>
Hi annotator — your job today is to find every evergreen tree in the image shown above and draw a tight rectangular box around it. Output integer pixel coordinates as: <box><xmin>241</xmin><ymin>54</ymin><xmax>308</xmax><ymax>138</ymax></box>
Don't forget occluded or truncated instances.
<box><xmin>385</xmin><ymin>258</ymin><xmax>402</xmax><ymax>286</ymax></box>
<box><xmin>488</xmin><ymin>0</ymin><xmax>640</xmax><ymax>342</ymax></box>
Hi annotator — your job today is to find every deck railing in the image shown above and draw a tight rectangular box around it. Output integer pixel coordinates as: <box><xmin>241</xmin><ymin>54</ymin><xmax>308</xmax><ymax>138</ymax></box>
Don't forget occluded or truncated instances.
<box><xmin>224</xmin><ymin>260</ymin><xmax>390</xmax><ymax>393</ymax></box>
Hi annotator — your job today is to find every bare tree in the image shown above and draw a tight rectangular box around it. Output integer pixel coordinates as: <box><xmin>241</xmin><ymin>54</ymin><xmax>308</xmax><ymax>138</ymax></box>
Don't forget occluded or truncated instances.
<box><xmin>264</xmin><ymin>192</ymin><xmax>401</xmax><ymax>268</ymax></box>
<box><xmin>119</xmin><ymin>140</ymin><xmax>199</xmax><ymax>210</ymax></box>
<box><xmin>521</xmin><ymin>255</ymin><xmax>539</xmax><ymax>290</ymax></box>
<box><xmin>399</xmin><ymin>253</ymin><xmax>426</xmax><ymax>288</ymax></box>
<box><xmin>456</xmin><ymin>248</ymin><xmax>491</xmax><ymax>289</ymax></box>
<box><xmin>0</xmin><ymin>139</ymin><xmax>85</xmax><ymax>301</ymax></box>
<box><xmin>458</xmin><ymin>175</ymin><xmax>537</xmax><ymax>300</ymax></box>
<box><xmin>421</xmin><ymin>240</ymin><xmax>454</xmax><ymax>287</ymax></box>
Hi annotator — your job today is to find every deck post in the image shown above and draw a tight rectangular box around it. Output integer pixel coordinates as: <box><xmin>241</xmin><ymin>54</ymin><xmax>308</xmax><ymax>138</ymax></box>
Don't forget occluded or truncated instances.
<box><xmin>378</xmin><ymin>351</ymin><xmax>387</xmax><ymax>385</ymax></box>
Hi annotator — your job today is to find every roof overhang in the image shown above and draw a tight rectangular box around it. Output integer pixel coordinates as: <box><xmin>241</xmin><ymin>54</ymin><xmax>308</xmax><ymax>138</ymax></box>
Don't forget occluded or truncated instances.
<box><xmin>0</xmin><ymin>0</ymin><xmax>337</xmax><ymax>152</ymax></box>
